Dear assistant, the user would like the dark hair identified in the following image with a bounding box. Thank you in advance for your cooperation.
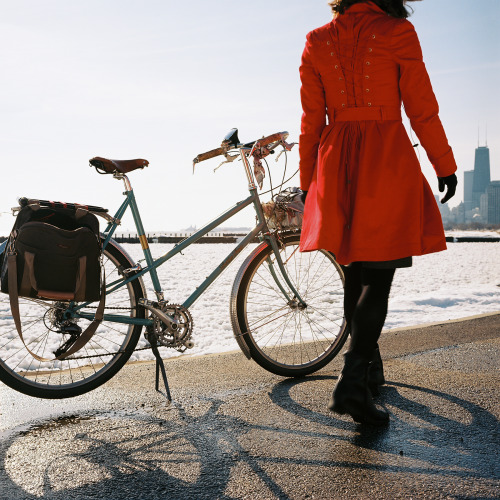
[328,0,418,19]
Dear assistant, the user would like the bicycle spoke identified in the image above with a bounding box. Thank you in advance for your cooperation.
[254,269,289,297]
[248,307,291,333]
[306,304,344,329]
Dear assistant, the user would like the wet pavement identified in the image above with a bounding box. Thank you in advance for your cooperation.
[0,312,499,499]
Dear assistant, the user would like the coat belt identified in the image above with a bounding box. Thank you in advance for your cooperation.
[330,106,401,122]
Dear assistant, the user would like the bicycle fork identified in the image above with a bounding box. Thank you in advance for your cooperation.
[265,234,307,308]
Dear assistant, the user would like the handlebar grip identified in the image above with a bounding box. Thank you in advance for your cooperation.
[256,132,287,148]
[193,147,224,164]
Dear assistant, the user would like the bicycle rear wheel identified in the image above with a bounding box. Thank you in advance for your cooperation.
[0,238,146,399]
[230,233,347,377]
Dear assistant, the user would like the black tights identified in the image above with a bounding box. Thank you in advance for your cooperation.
[342,263,396,360]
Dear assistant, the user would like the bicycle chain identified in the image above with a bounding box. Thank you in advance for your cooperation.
[83,305,137,310]
[62,305,146,360]
[64,344,152,360]
[67,304,191,358]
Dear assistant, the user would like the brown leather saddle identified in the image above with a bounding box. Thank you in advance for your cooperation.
[89,157,149,174]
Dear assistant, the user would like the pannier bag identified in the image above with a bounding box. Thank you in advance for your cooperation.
[1,203,102,301]
[262,187,304,231]
[0,200,105,361]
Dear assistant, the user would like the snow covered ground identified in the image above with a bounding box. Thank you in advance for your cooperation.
[0,240,498,367]
[385,242,500,329]
[445,230,500,239]
[115,240,500,362]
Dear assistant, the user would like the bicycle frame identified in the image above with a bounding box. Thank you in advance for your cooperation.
[75,146,305,327]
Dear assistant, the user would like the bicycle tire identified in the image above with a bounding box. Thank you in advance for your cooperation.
[0,238,146,399]
[230,233,348,377]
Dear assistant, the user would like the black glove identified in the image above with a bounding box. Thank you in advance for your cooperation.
[438,174,457,204]
[300,190,308,204]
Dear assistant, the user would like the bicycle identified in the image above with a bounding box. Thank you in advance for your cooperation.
[0,129,347,399]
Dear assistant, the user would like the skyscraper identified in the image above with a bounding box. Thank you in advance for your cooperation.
[472,146,491,209]
[487,181,500,224]
[464,170,474,212]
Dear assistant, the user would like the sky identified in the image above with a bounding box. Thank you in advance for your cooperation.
[0,0,499,235]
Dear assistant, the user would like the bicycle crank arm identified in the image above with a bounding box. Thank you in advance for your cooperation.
[139,299,179,331]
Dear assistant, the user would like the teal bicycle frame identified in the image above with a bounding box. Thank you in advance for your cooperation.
[75,146,305,328]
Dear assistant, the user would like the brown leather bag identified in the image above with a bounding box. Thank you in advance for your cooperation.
[0,202,105,361]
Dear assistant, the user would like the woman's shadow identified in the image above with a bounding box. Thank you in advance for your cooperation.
[269,374,500,480]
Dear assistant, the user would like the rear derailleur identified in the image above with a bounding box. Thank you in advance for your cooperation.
[44,303,83,358]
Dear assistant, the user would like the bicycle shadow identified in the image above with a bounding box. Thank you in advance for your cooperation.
[0,398,297,500]
[0,376,498,499]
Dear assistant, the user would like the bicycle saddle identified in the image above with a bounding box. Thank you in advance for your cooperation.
[90,157,149,174]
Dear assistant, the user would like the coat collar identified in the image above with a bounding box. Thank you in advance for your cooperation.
[341,1,386,15]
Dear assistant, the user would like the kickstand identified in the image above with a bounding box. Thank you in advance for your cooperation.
[150,341,172,402]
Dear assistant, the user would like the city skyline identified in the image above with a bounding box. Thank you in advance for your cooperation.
[441,143,500,226]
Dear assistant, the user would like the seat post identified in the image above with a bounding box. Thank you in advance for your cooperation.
[113,172,133,192]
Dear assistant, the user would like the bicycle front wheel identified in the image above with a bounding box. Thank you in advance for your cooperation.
[230,234,347,377]
[0,238,146,399]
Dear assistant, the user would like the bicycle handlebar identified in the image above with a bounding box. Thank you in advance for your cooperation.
[193,147,225,164]
[254,132,287,148]
[193,131,289,165]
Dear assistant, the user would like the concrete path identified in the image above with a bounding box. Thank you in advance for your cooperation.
[0,313,499,499]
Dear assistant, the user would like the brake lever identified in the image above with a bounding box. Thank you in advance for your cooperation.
[275,141,297,162]
[214,153,239,172]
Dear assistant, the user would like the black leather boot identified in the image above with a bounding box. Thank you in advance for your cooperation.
[368,345,385,397]
[328,351,389,426]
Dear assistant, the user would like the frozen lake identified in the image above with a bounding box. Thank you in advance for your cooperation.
[0,240,498,367]
[116,240,500,363]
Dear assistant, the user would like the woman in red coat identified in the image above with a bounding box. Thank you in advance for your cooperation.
[299,0,458,425]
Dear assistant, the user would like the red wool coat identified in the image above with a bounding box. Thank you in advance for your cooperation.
[298,1,457,265]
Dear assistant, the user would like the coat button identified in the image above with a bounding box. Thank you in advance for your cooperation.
[366,61,371,65]
[339,77,343,81]
[331,52,334,56]
[372,34,376,39]
[335,65,338,69]
[366,89,370,92]
[327,41,331,45]
[365,75,370,79]
[340,90,345,94]
[367,102,372,106]
[368,48,373,52]
[342,103,346,108]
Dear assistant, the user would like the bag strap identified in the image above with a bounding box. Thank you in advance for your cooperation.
[7,252,106,362]
[19,251,37,296]
[74,256,87,302]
